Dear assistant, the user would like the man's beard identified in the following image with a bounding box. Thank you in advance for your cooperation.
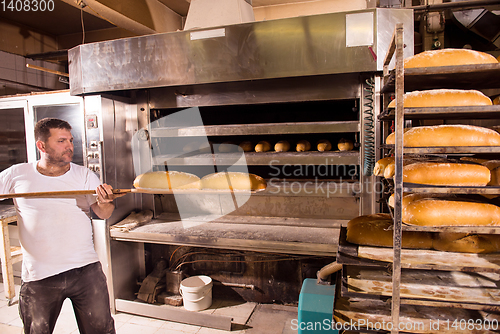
[47,149,74,165]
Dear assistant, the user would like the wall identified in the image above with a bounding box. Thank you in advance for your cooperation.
[0,50,67,96]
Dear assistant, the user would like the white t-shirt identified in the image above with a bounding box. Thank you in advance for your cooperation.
[0,162,101,282]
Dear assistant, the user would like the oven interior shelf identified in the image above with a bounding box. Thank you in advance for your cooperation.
[110,213,343,256]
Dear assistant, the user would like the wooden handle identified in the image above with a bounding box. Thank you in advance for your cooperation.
[0,188,132,199]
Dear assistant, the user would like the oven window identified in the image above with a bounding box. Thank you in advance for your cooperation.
[34,104,84,166]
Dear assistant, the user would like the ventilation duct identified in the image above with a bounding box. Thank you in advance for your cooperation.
[183,0,255,30]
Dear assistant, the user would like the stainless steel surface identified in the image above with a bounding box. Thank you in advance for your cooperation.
[148,73,362,108]
[151,121,360,137]
[69,9,413,95]
[153,151,360,166]
[115,299,233,331]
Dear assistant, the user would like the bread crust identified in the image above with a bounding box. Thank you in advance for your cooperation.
[255,141,271,153]
[388,89,492,108]
[133,171,201,190]
[403,162,491,186]
[316,139,332,152]
[404,49,498,69]
[337,138,354,151]
[296,140,311,152]
[374,156,395,176]
[274,140,290,152]
[386,125,500,147]
[200,172,267,191]
[346,214,433,249]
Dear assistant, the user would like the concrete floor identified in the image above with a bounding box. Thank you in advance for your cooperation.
[0,279,298,334]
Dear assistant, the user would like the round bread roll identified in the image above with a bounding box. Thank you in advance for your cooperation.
[316,139,332,152]
[387,89,492,109]
[183,141,200,153]
[346,214,433,249]
[337,138,354,151]
[433,232,500,253]
[403,197,500,226]
[134,171,201,190]
[296,140,311,152]
[404,49,498,69]
[218,142,236,153]
[255,141,271,153]
[239,141,253,152]
[200,172,267,191]
[385,125,500,147]
[403,162,490,186]
[274,140,290,152]
[374,156,394,176]
[494,96,500,105]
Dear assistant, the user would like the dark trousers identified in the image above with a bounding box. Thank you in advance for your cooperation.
[19,262,115,334]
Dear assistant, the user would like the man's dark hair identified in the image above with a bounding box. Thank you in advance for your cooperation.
[34,118,72,142]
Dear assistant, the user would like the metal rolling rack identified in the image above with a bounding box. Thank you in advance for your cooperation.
[336,24,500,333]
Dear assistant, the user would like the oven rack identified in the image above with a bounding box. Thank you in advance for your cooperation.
[336,227,500,274]
[110,213,343,256]
[380,144,500,154]
[152,150,360,166]
[381,63,500,93]
[378,105,500,121]
[150,120,360,137]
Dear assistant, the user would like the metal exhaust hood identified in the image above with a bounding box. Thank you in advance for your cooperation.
[68,8,413,96]
[184,0,255,31]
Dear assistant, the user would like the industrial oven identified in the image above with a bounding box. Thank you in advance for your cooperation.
[65,7,413,325]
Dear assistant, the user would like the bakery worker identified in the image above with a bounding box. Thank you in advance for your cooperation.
[0,118,125,334]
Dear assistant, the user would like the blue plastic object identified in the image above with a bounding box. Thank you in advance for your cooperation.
[297,278,338,334]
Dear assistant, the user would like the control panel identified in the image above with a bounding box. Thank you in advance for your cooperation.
[84,101,103,180]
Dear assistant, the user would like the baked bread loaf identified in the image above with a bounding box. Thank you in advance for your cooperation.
[433,232,500,253]
[403,162,490,186]
[274,140,290,152]
[338,138,354,151]
[385,125,500,147]
[404,49,498,69]
[239,141,253,152]
[134,171,201,190]
[296,140,311,152]
[200,172,267,191]
[317,139,332,152]
[494,96,500,105]
[346,214,433,249]
[387,89,492,108]
[400,194,500,226]
[255,141,271,153]
[374,156,394,176]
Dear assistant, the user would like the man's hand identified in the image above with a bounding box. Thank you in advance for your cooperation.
[92,184,127,219]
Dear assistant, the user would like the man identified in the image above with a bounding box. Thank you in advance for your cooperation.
[0,118,124,334]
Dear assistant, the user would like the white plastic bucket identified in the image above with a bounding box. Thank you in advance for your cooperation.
[180,275,213,311]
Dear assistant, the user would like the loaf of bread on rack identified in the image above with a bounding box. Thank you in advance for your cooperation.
[374,156,395,176]
[391,193,500,227]
[239,141,253,152]
[490,166,500,186]
[385,125,500,147]
[296,140,311,152]
[433,232,500,253]
[316,139,332,152]
[274,140,290,152]
[200,172,267,191]
[387,89,492,108]
[494,96,500,105]
[403,162,491,186]
[346,213,433,249]
[337,138,354,151]
[218,142,236,153]
[255,141,271,153]
[404,49,498,69]
[134,171,201,190]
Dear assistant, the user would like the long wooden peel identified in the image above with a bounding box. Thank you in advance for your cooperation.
[0,187,265,199]
[0,189,133,199]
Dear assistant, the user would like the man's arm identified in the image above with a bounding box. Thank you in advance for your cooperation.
[91,184,125,219]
